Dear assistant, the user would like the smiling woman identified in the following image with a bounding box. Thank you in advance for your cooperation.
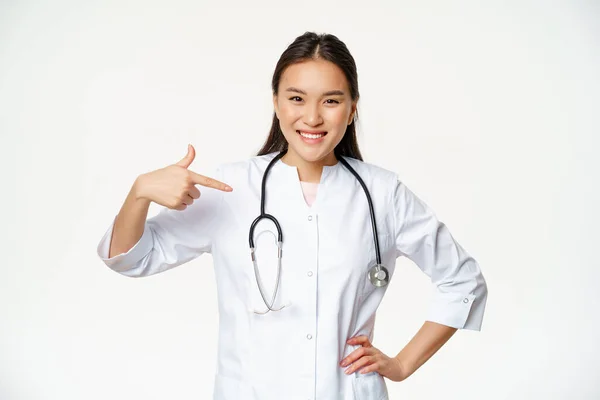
[258,32,361,183]
[274,59,354,168]
[97,31,488,400]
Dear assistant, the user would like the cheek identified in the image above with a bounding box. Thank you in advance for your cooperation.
[278,103,301,125]
[277,108,302,142]
[325,108,350,129]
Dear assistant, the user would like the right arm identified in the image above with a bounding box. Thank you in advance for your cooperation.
[107,180,151,259]
[96,144,233,277]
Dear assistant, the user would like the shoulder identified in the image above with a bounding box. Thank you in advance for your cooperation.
[340,156,399,187]
[339,157,401,210]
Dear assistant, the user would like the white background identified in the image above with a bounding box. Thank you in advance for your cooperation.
[1,1,599,399]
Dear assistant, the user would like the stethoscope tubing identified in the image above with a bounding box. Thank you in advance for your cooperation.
[248,149,388,313]
[336,156,382,266]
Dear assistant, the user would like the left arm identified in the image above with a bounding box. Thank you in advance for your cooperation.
[341,178,487,381]
[342,321,456,381]
[394,321,457,379]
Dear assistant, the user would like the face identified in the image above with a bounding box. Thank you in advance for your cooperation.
[273,59,357,166]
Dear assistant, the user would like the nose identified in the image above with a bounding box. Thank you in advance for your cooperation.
[303,103,323,127]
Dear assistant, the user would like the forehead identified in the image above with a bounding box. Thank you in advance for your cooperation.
[279,59,350,94]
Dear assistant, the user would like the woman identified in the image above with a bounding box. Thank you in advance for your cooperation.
[97,32,488,400]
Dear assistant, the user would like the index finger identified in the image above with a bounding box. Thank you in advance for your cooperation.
[189,170,233,192]
[346,336,371,347]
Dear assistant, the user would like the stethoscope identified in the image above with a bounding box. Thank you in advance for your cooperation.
[248,150,390,314]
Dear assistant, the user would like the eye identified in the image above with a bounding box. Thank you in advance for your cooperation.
[289,96,303,102]
[325,99,340,104]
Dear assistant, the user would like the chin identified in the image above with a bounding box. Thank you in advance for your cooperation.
[294,146,334,163]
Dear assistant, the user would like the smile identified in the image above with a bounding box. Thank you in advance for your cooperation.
[297,130,327,139]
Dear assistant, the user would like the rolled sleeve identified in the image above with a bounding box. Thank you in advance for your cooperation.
[96,215,154,273]
[96,166,225,278]
[393,178,488,331]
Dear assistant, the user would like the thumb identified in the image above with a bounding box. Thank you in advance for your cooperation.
[175,144,195,168]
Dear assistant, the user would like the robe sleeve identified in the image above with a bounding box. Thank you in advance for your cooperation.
[96,166,225,278]
[392,178,488,330]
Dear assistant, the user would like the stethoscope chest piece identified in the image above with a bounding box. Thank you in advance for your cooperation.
[368,264,390,287]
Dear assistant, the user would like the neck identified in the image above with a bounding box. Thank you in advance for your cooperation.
[281,149,337,183]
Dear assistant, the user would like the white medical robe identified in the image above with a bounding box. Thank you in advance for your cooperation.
[97,152,488,400]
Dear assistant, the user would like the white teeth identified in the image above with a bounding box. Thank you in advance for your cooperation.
[298,131,325,139]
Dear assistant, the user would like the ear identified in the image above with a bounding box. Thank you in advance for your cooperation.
[273,94,279,119]
[348,101,357,125]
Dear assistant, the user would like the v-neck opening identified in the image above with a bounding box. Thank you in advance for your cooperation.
[269,153,341,213]
[299,181,319,208]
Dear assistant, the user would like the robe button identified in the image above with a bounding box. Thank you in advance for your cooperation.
[307,215,313,221]
[307,271,313,277]
[463,298,469,303]
[307,334,313,340]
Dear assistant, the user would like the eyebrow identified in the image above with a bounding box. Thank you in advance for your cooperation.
[285,87,345,96]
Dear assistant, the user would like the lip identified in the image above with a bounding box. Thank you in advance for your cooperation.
[297,130,327,144]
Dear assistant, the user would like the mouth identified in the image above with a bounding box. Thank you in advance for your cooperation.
[297,130,328,140]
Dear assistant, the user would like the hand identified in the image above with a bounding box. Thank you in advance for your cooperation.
[340,336,410,382]
[135,144,232,211]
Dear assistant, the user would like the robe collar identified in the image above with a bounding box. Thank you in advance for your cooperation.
[261,151,345,212]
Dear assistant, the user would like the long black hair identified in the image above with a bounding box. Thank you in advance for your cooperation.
[256,32,363,161]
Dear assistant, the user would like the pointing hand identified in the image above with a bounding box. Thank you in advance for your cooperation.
[135,144,232,211]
